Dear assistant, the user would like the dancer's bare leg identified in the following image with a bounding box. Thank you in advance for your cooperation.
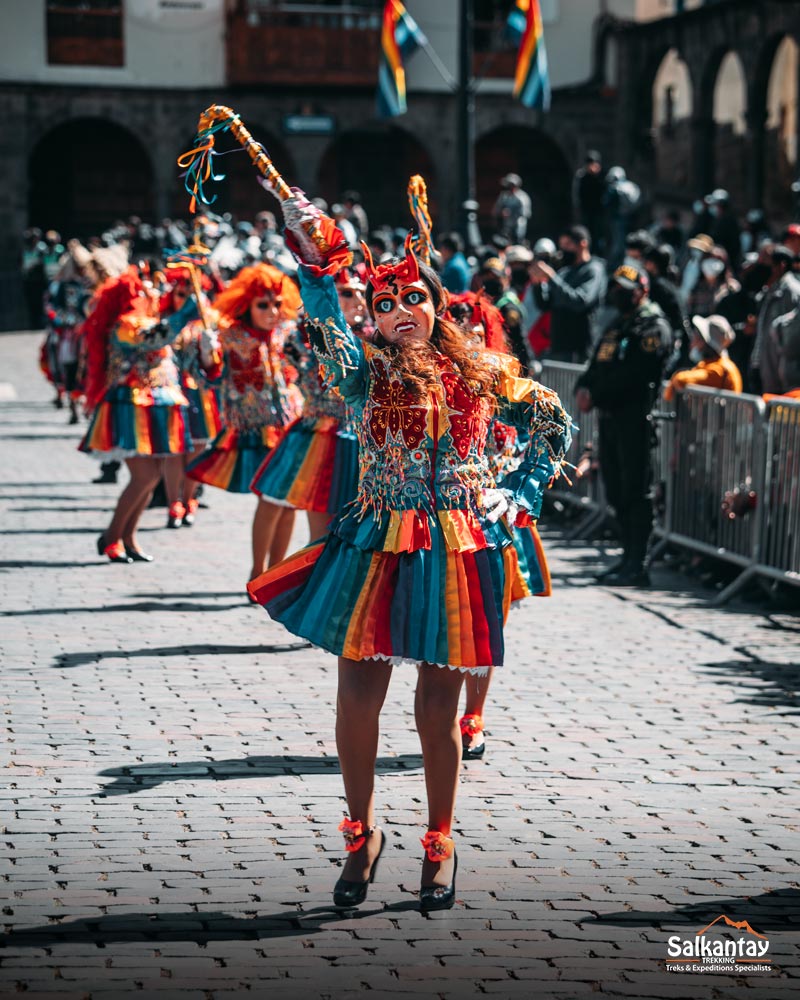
[105,456,162,548]
[415,662,465,887]
[162,455,184,507]
[307,510,331,541]
[336,656,393,881]
[269,507,296,566]
[462,667,493,750]
[250,499,284,580]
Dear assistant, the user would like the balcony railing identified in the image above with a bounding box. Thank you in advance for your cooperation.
[227,3,382,86]
[46,3,124,67]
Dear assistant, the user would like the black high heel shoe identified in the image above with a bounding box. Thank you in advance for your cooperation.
[96,533,106,556]
[333,824,385,909]
[460,714,486,761]
[98,537,133,564]
[124,545,154,563]
[419,832,457,913]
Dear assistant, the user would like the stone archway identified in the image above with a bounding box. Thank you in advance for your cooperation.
[711,51,749,208]
[764,35,799,223]
[317,125,436,231]
[28,118,155,237]
[474,125,571,241]
[651,48,694,194]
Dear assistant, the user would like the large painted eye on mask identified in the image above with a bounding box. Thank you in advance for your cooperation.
[403,289,428,306]
[375,298,394,314]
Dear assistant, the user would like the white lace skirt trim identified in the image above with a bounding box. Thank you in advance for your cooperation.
[258,494,298,509]
[361,652,494,676]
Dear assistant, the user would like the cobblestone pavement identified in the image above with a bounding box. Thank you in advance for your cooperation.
[1,331,798,999]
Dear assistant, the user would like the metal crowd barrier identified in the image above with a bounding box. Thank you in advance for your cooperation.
[539,362,800,602]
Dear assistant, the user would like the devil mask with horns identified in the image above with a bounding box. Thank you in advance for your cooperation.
[361,233,445,346]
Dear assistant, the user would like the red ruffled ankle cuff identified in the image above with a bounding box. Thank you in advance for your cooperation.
[420,830,455,862]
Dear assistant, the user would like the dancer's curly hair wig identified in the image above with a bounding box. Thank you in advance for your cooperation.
[213,263,301,324]
[365,261,498,404]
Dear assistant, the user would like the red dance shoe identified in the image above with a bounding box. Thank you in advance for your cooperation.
[167,501,186,529]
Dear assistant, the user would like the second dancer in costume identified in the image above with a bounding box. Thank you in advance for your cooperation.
[249,267,370,539]
[186,263,303,582]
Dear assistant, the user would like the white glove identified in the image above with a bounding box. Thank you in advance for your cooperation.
[481,488,520,525]
[200,327,220,363]
[259,181,328,268]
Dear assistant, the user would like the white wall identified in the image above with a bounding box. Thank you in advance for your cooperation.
[0,0,225,88]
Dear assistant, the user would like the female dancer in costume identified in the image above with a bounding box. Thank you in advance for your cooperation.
[80,265,199,562]
[249,267,369,540]
[446,292,553,761]
[186,263,303,582]
[163,268,222,527]
[248,194,571,911]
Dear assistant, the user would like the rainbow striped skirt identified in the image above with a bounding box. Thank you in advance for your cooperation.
[250,416,359,514]
[247,506,550,674]
[79,385,192,459]
[187,425,284,493]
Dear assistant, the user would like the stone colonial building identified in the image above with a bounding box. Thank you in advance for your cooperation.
[1,0,799,327]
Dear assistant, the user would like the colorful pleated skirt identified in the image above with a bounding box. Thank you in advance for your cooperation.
[79,385,192,459]
[183,384,222,446]
[250,416,359,513]
[509,524,551,601]
[187,425,284,493]
[247,516,526,674]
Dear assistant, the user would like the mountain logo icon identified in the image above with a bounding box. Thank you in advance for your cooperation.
[696,915,767,939]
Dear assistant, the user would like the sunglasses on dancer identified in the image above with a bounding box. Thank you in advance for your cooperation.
[253,297,282,309]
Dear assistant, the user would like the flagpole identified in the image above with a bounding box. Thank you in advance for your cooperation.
[420,38,457,91]
[457,0,477,248]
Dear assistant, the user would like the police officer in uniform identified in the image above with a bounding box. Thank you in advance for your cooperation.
[575,263,671,586]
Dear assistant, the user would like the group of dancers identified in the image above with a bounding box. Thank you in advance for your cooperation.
[41,161,572,912]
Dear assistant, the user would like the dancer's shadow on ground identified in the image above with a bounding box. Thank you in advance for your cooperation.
[583,887,799,934]
[0,901,423,948]
[54,641,310,669]
[699,659,800,715]
[0,559,100,570]
[5,600,250,619]
[97,753,424,796]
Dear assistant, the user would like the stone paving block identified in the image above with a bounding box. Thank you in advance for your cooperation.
[0,331,797,997]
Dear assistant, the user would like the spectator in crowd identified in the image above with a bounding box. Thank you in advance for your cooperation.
[437,232,471,293]
[604,166,641,268]
[652,209,685,259]
[751,244,800,394]
[768,307,800,399]
[22,227,46,328]
[716,252,763,391]
[529,225,607,363]
[624,229,656,266]
[574,263,671,588]
[780,223,800,259]
[523,238,559,361]
[478,256,529,371]
[492,173,532,243]
[664,314,742,402]
[689,196,713,239]
[740,208,771,257]
[573,150,606,252]
[708,189,741,271]
[331,204,358,249]
[643,243,689,373]
[342,190,369,239]
[688,245,739,318]
[680,232,713,305]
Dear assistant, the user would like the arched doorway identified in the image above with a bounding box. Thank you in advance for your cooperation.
[712,51,748,208]
[474,125,570,241]
[764,36,799,223]
[173,125,297,222]
[651,49,693,192]
[317,126,436,231]
[29,118,154,237]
